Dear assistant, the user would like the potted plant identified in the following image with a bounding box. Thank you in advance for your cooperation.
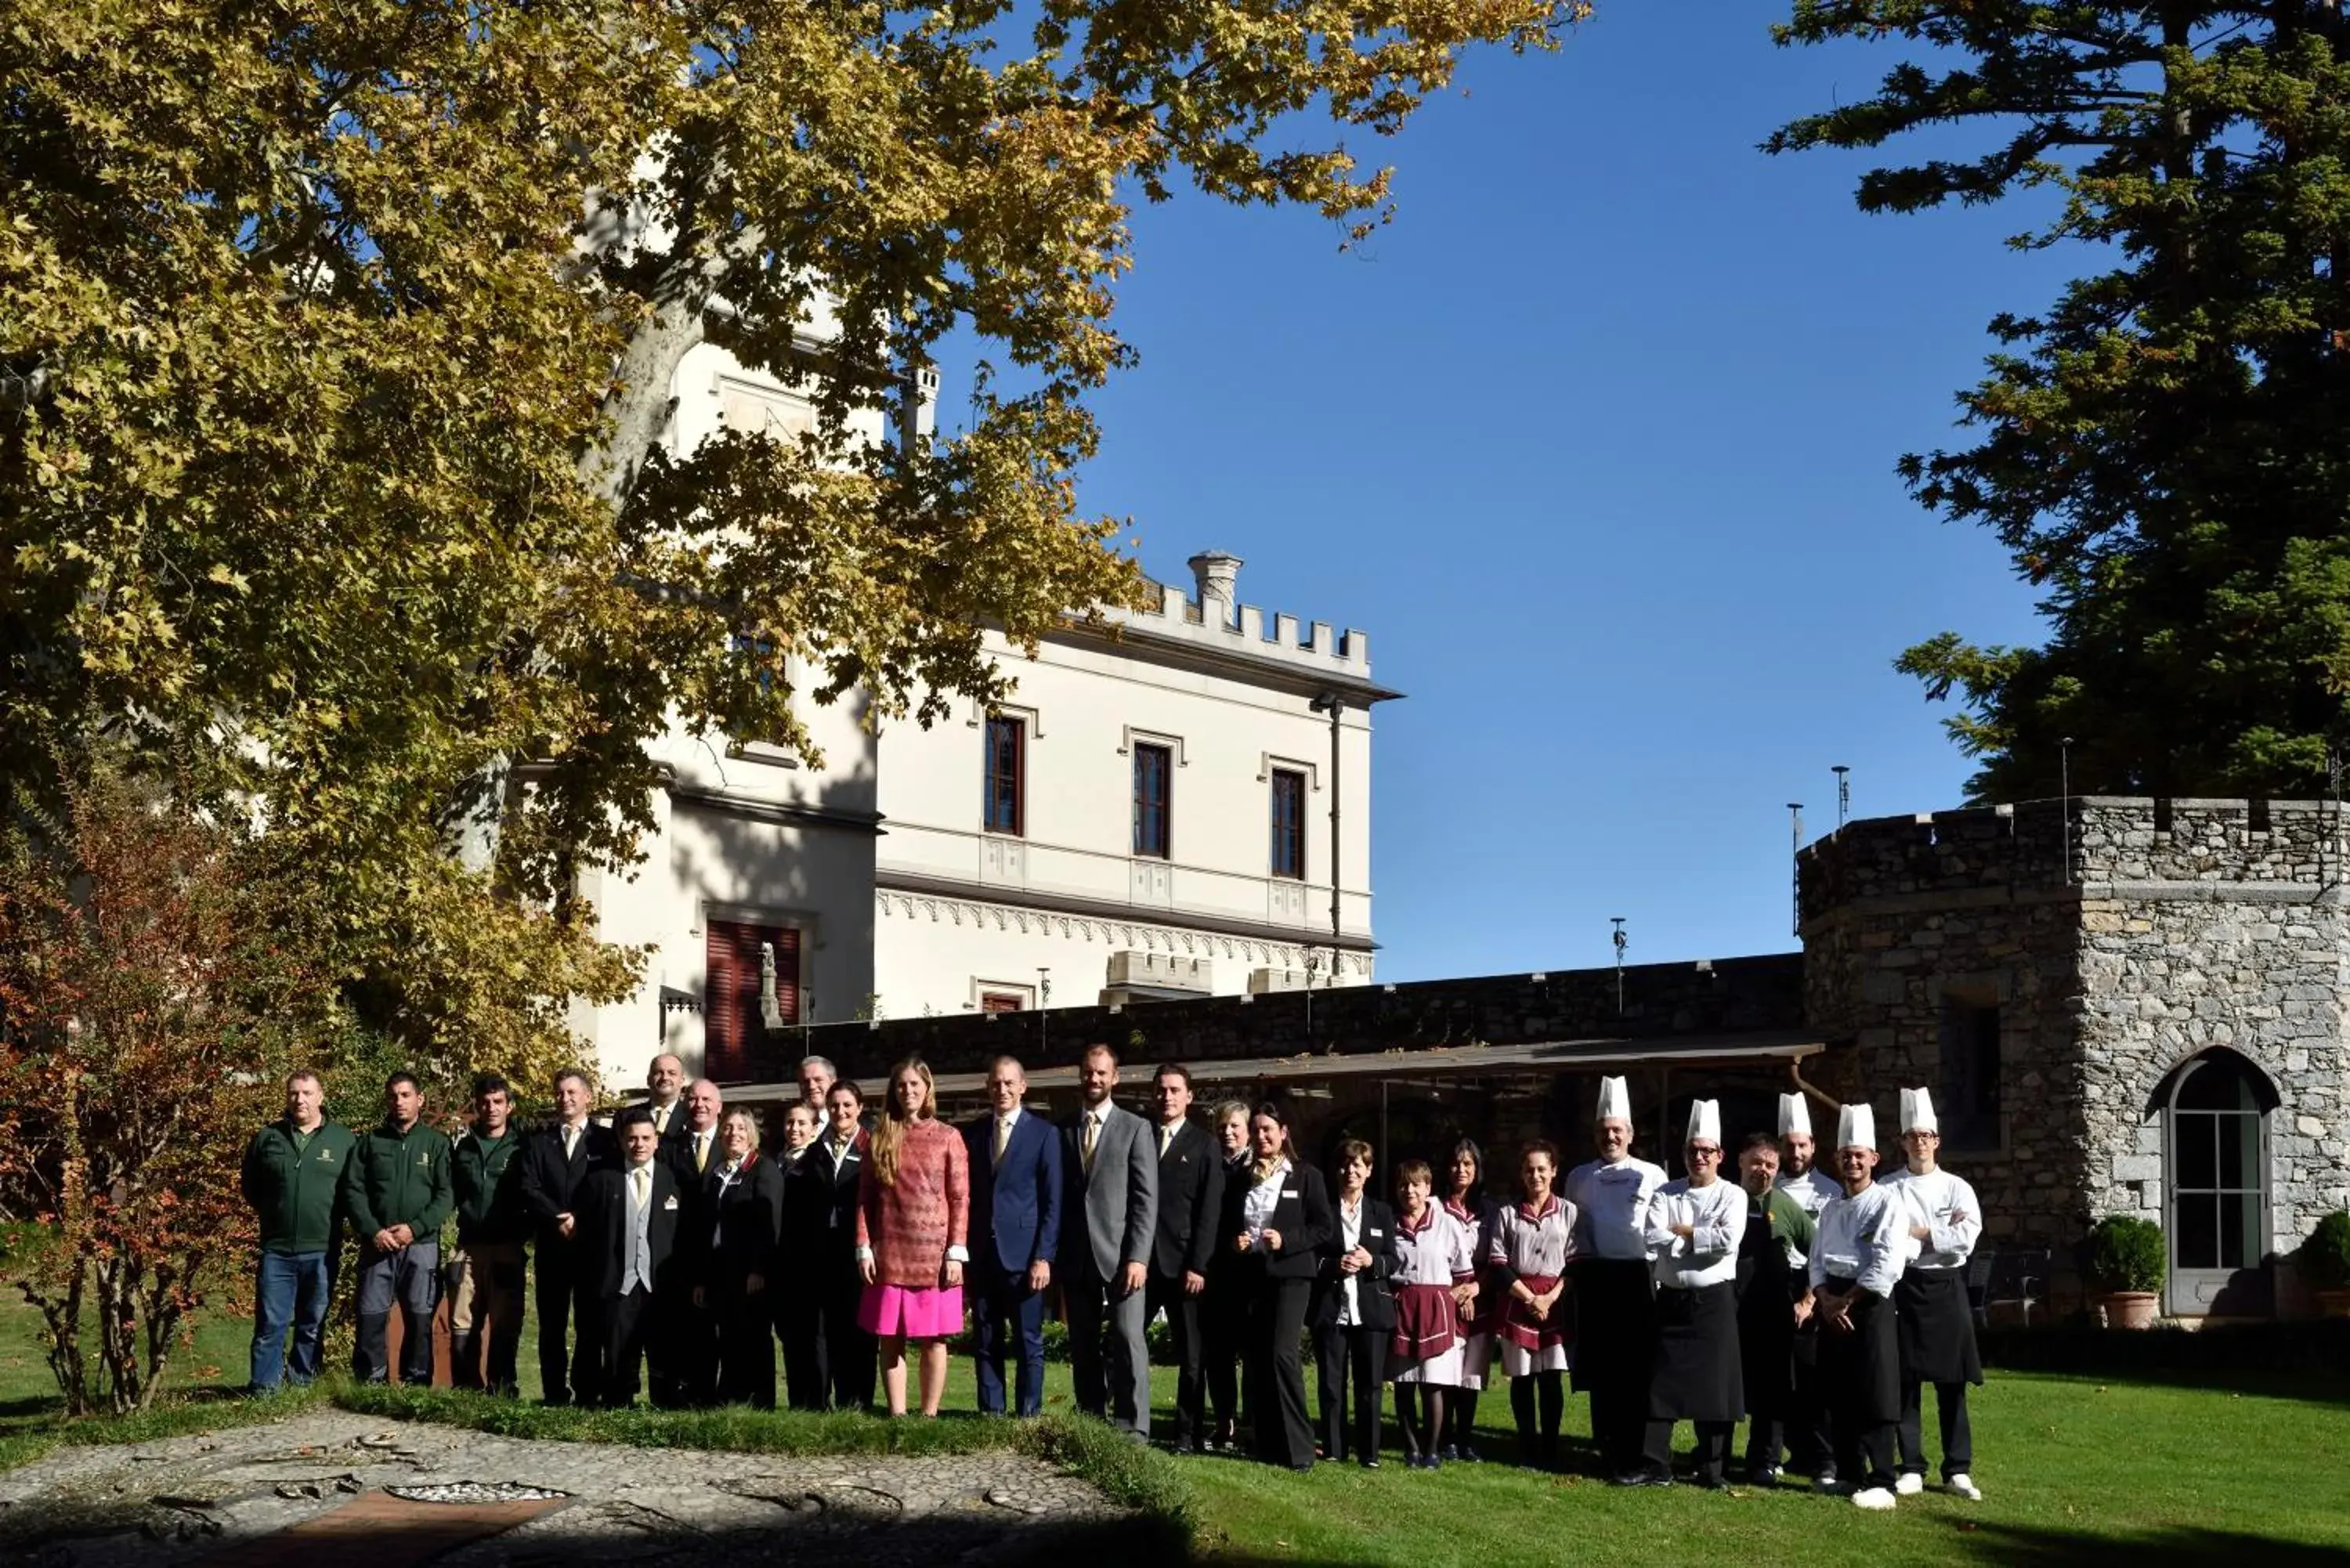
[2296,1209,2350,1319]
[2085,1214,2165,1329]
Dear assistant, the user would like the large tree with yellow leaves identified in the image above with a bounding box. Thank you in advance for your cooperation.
[2,0,1572,1075]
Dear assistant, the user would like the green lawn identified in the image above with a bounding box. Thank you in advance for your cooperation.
[5,1292,2347,1566]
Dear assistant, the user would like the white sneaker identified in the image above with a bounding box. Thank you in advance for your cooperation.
[1894,1472,1925,1497]
[1946,1474,1983,1501]
[1852,1487,1897,1511]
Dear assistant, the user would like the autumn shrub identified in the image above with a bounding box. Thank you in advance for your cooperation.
[0,761,329,1414]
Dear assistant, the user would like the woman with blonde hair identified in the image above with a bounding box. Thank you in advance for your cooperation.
[855,1057,970,1417]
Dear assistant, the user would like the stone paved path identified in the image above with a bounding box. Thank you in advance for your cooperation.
[0,1412,1144,1568]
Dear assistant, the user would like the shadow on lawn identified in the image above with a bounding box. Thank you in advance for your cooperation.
[1928,1519,2350,1566]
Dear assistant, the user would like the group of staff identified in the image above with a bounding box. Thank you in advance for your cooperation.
[241,1055,879,1410]
[240,1048,1987,1509]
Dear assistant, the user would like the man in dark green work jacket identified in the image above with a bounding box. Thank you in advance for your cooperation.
[449,1072,529,1395]
[240,1069,358,1391]
[341,1071,454,1384]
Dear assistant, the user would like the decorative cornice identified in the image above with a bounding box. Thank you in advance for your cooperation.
[873,883,1373,978]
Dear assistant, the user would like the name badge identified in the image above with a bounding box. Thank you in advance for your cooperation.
[1368,1228,1385,1237]
[417,1153,431,1168]
[1282,1188,1300,1198]
[318,1150,335,1164]
[662,1194,680,1211]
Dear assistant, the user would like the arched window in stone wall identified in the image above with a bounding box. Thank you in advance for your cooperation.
[2153,1049,2279,1318]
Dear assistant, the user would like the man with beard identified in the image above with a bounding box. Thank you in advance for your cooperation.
[1564,1075,1666,1482]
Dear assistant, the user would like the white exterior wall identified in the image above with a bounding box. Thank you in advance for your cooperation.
[872,616,1380,1018]
[574,344,1390,1079]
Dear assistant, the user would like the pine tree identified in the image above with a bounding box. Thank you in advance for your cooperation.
[1773,3,2350,800]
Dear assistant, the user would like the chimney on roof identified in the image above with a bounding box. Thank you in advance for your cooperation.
[1187,551,1242,629]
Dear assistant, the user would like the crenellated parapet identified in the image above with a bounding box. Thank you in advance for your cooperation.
[1107,551,1375,682]
[1799,796,2346,927]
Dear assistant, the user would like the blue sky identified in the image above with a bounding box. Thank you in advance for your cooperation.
[1021,6,2085,981]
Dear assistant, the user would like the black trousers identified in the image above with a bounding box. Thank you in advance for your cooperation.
[1578,1260,1658,1476]
[1788,1327,1833,1476]
[595,1286,655,1407]
[822,1267,877,1411]
[649,1286,701,1408]
[1898,1377,1974,1479]
[1643,1419,1734,1483]
[1311,1321,1386,1462]
[1204,1277,1246,1433]
[533,1235,602,1406]
[1246,1274,1315,1469]
[1148,1270,1208,1444]
[777,1289,826,1411]
[715,1286,776,1408]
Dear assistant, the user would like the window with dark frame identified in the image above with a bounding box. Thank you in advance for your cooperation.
[1133,742,1172,859]
[1937,997,2003,1151]
[983,714,1024,836]
[1270,768,1306,879]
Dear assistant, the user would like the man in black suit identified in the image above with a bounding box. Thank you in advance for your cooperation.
[694,1107,784,1407]
[516,1068,616,1406]
[577,1107,683,1408]
[1146,1064,1225,1451]
[657,1078,725,1406]
[809,1079,875,1410]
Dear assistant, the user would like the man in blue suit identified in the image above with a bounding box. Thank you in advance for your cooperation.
[964,1053,1062,1416]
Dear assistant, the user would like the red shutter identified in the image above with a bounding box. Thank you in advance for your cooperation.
[704,919,800,1082]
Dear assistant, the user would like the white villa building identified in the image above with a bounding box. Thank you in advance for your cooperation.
[572,347,1398,1086]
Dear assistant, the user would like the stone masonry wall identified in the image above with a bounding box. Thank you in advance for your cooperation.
[1803,797,2350,1315]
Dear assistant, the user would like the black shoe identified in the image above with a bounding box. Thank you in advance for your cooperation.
[1359,1456,1380,1470]
[1813,1470,1843,1495]
[1697,1473,1728,1491]
[1612,1469,1673,1488]
[1458,1443,1482,1463]
[1752,1465,1781,1488]
[1289,1460,1316,1473]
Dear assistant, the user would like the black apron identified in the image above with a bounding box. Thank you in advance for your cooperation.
[1893,1267,1984,1386]
[1571,1257,1656,1395]
[1649,1281,1742,1422]
[1818,1280,1900,1425]
[1735,1223,1797,1412]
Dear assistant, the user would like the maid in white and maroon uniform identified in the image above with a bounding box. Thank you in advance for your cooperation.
[1386,1159,1477,1470]
[1439,1138,1499,1461]
[1490,1140,1578,1471]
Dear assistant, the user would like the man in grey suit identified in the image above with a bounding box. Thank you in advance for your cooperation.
[1061,1043,1159,1437]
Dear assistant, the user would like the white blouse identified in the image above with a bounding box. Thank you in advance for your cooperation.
[1242,1158,1290,1243]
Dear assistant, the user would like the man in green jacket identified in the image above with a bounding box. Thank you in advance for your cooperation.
[240,1069,358,1392]
[449,1072,529,1396]
[341,1071,454,1384]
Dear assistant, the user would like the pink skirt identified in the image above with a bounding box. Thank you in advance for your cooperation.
[859,1281,965,1339]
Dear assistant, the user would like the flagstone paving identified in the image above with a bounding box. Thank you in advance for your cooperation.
[0,1411,1130,1567]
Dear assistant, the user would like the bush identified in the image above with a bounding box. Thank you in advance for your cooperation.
[2297,1209,2350,1292]
[2085,1214,2167,1295]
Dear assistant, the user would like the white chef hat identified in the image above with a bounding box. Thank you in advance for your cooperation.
[1686,1099,1722,1146]
[1835,1100,1876,1151]
[1777,1092,1812,1138]
[1596,1075,1632,1123]
[1900,1086,1938,1136]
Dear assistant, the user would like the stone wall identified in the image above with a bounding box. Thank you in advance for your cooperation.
[1802,797,2350,1315]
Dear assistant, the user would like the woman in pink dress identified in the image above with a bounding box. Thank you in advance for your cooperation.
[855,1057,970,1417]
